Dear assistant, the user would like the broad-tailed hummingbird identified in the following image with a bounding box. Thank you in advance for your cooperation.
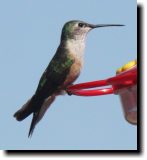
[14,20,124,137]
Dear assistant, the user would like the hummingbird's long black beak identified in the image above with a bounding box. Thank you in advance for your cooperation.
[88,24,125,28]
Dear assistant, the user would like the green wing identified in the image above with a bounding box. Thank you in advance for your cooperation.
[36,48,74,95]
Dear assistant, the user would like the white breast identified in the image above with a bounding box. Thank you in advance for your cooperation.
[63,39,86,86]
[66,39,86,61]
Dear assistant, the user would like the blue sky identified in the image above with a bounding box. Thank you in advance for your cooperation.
[0,0,137,150]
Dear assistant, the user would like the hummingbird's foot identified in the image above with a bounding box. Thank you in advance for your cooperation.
[67,91,73,96]
[65,88,73,96]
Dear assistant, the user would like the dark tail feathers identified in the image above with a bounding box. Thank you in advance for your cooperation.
[14,95,55,137]
[14,95,36,121]
[28,95,56,137]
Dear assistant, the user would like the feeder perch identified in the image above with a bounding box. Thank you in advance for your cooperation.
[67,60,137,124]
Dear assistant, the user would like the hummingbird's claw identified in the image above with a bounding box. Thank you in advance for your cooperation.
[65,88,73,96]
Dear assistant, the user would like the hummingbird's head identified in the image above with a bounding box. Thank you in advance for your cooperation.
[61,20,124,41]
[61,20,93,41]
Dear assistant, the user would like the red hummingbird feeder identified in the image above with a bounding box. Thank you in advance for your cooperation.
[67,60,137,125]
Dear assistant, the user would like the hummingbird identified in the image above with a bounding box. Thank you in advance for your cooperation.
[14,20,124,137]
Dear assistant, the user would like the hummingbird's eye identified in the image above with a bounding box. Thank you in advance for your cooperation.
[78,23,85,28]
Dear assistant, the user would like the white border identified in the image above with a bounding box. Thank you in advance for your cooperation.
[0,0,146,159]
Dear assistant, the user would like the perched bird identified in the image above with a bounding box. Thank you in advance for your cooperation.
[14,20,124,137]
